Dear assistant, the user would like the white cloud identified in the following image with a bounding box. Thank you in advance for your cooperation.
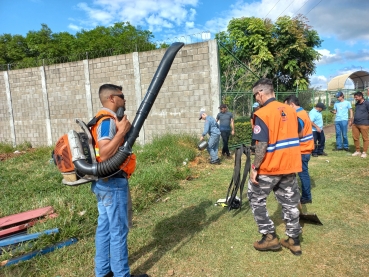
[310,75,328,90]
[302,0,369,41]
[201,0,369,43]
[317,48,369,65]
[343,49,369,62]
[146,15,174,32]
[317,49,343,65]
[188,8,196,21]
[75,0,199,32]
[77,2,113,25]
[186,21,194,28]
[68,24,82,31]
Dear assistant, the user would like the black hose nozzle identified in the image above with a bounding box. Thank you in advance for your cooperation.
[74,42,185,178]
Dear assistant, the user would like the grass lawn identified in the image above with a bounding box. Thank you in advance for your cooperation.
[1,131,368,277]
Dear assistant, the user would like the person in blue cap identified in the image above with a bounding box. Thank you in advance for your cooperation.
[250,102,261,154]
[309,102,327,157]
[199,110,221,164]
[332,91,353,151]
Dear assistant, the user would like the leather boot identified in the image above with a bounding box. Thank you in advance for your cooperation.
[281,236,302,256]
[253,233,281,251]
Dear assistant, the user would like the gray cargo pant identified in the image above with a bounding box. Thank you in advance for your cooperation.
[247,173,302,238]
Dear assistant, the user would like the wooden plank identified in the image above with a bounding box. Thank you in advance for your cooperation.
[0,213,58,238]
[0,206,54,228]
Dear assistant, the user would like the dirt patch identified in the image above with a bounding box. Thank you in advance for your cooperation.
[323,124,335,135]
[0,148,37,162]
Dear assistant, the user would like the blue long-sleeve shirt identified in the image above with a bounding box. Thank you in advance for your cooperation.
[202,116,221,137]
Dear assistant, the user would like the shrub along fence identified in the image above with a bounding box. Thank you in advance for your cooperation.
[227,107,336,148]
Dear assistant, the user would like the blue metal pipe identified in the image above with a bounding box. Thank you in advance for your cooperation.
[1,237,78,267]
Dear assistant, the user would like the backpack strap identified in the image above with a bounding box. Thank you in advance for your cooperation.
[87,114,112,128]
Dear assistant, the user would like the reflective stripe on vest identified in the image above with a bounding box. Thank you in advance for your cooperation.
[297,109,314,154]
[267,137,300,152]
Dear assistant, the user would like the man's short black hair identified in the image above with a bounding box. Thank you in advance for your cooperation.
[99,84,122,95]
[252,78,273,89]
[354,91,364,97]
[284,95,300,106]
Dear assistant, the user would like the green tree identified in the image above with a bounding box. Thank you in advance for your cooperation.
[0,22,156,68]
[25,24,55,58]
[217,15,322,91]
[0,34,29,64]
[75,22,155,55]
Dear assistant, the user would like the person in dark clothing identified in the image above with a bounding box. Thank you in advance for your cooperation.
[309,103,328,157]
[216,104,234,157]
[351,91,369,158]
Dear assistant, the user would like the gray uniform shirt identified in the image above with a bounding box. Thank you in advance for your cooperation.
[216,111,233,131]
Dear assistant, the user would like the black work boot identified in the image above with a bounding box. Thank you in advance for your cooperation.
[253,233,281,251]
[131,274,150,277]
[281,236,302,256]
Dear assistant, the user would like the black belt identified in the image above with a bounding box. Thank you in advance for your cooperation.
[101,170,127,182]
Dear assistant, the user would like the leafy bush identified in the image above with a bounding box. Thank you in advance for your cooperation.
[229,121,253,147]
[234,116,250,123]
[322,110,335,125]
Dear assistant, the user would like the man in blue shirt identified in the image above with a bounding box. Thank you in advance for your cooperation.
[332,91,353,151]
[199,110,221,164]
[309,103,327,157]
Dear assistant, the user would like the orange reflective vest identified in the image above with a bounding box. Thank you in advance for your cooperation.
[297,109,314,154]
[254,101,302,175]
[90,109,136,178]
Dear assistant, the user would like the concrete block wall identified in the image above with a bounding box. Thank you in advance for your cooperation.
[8,67,47,146]
[139,42,214,143]
[0,72,12,143]
[0,40,221,147]
[89,53,137,122]
[46,61,87,143]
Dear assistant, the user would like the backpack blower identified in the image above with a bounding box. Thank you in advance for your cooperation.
[53,42,184,186]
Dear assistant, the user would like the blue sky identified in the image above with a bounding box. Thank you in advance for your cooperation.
[1,0,369,90]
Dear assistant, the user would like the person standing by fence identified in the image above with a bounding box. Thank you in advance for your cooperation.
[216,104,234,157]
[351,91,369,158]
[332,91,353,151]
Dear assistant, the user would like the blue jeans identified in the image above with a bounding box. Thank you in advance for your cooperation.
[91,178,130,277]
[312,130,325,155]
[335,120,349,149]
[207,134,220,161]
[298,154,311,201]
[220,130,230,155]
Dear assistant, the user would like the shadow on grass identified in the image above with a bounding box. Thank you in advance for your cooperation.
[328,140,355,152]
[130,200,227,274]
